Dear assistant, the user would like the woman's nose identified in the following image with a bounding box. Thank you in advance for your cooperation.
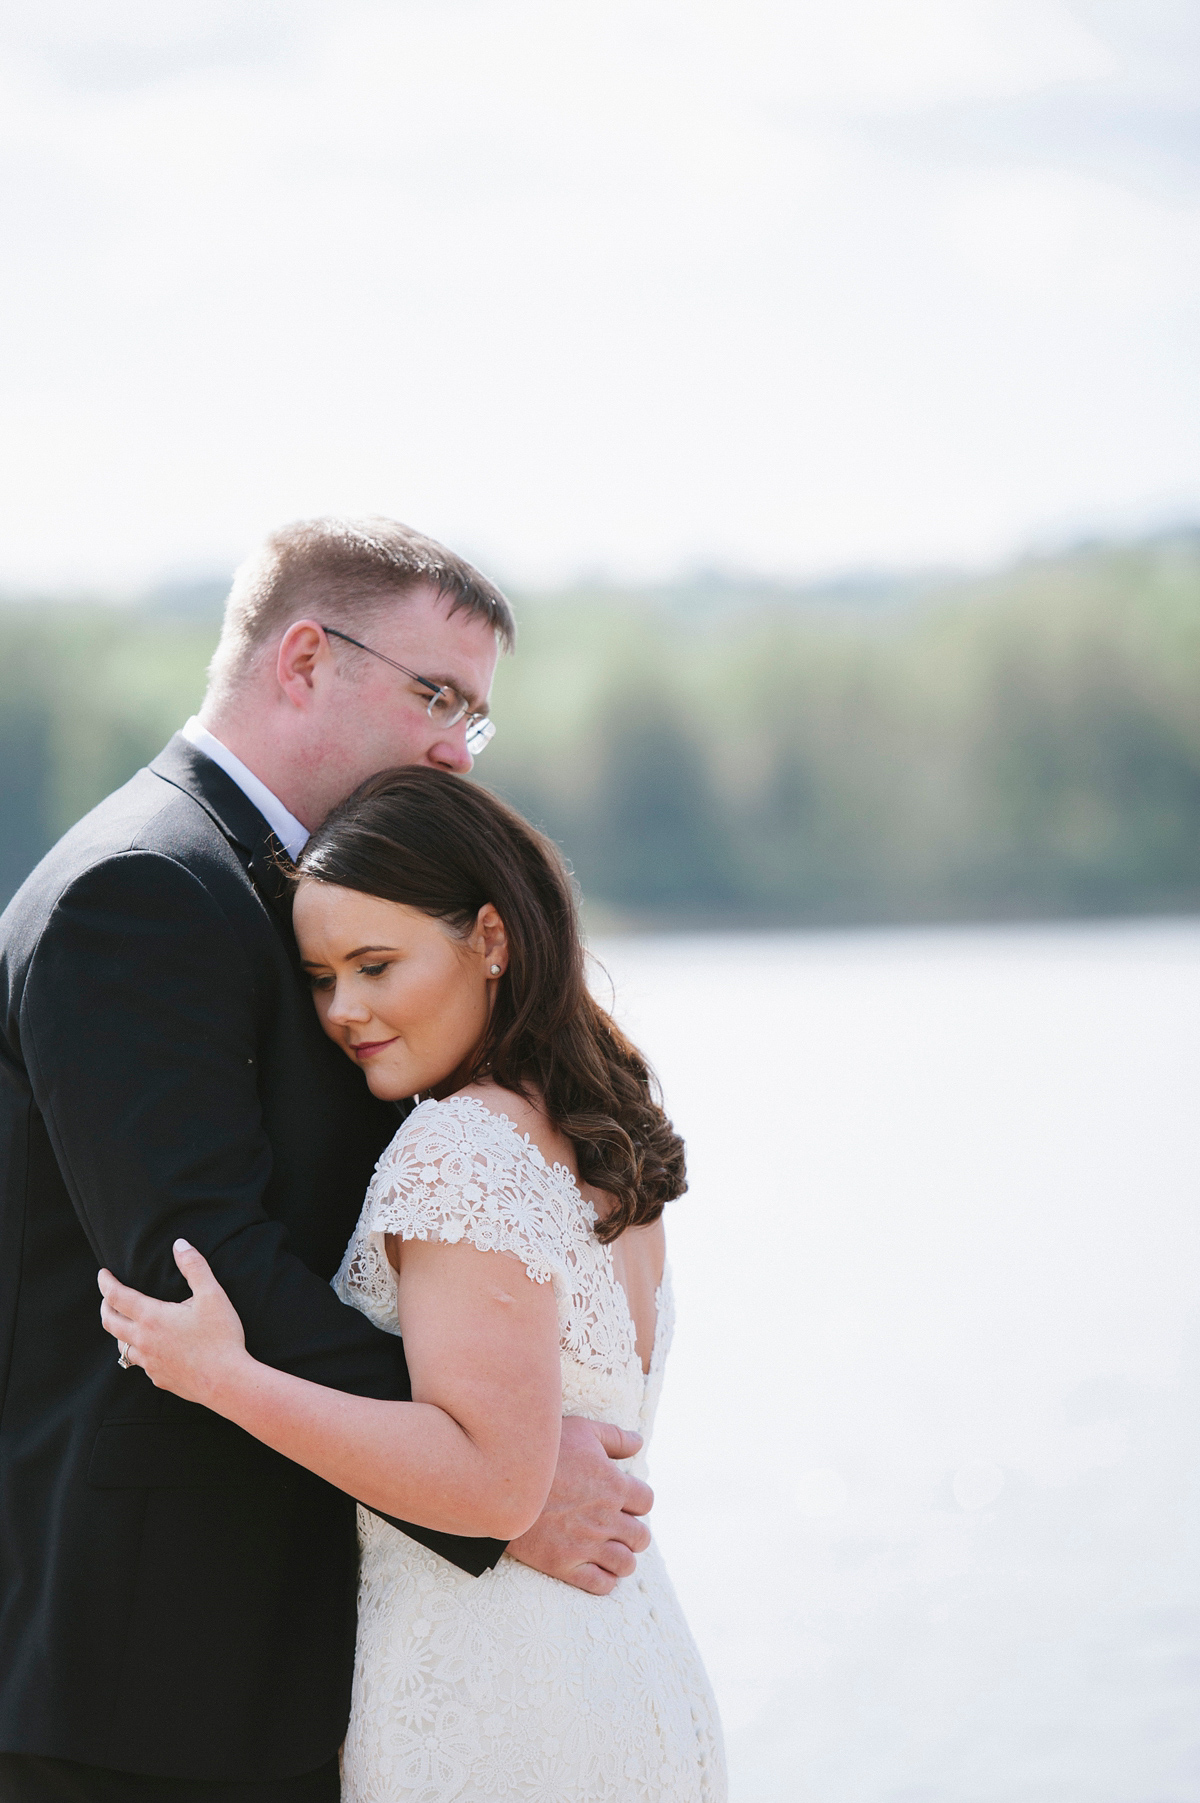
[326,988,372,1025]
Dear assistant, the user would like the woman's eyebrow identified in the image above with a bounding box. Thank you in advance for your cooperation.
[299,945,398,967]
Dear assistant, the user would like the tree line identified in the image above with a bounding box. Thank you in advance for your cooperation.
[2,530,1198,927]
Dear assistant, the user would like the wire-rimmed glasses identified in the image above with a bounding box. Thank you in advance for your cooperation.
[321,625,496,755]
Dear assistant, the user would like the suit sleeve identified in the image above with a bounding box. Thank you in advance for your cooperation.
[21,849,505,1574]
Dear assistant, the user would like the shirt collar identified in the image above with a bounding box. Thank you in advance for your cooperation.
[180,717,310,862]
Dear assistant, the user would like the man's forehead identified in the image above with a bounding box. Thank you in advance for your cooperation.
[365,584,496,650]
[358,586,500,702]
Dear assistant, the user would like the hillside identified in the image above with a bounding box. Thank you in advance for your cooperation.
[3,531,1199,926]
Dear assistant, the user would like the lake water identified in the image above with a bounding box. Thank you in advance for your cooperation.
[593,920,1200,1803]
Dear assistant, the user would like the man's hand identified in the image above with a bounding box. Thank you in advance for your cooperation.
[506,1415,653,1595]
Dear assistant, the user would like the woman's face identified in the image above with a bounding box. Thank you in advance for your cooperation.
[293,879,507,1101]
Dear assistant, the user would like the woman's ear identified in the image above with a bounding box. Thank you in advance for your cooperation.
[475,904,508,977]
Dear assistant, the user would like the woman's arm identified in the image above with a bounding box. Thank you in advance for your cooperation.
[99,1238,562,1541]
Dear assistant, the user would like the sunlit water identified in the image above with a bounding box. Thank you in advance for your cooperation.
[592,920,1200,1803]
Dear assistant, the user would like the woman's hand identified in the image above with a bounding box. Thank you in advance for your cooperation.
[98,1240,250,1407]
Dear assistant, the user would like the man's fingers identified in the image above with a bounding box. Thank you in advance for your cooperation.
[565,1563,618,1598]
[595,1540,638,1580]
[613,1513,652,1556]
[512,1417,655,1589]
[591,1421,643,1462]
[620,1476,654,1519]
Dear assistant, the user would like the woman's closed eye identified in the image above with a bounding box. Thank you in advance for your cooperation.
[308,961,391,990]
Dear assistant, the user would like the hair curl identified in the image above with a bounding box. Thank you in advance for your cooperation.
[295,767,686,1241]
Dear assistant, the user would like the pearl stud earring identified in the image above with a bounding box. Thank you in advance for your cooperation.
[490,964,502,975]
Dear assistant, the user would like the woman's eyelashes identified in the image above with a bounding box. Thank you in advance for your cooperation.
[307,961,392,991]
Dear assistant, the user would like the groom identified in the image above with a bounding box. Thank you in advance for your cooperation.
[0,518,652,1801]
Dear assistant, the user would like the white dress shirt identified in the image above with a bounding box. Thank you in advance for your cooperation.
[180,717,310,861]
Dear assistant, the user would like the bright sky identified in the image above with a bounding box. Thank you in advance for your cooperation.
[0,0,1196,591]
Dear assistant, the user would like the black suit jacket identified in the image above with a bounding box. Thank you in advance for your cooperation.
[0,736,504,1782]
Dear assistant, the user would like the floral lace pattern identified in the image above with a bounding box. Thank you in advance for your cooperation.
[333,1095,726,1802]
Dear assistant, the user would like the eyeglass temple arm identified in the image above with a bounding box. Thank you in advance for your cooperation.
[319,625,443,697]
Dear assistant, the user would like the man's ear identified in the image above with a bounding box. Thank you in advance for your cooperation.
[276,621,330,707]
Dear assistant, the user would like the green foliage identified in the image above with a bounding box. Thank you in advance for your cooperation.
[483,532,1200,923]
[2,532,1199,926]
[0,606,213,903]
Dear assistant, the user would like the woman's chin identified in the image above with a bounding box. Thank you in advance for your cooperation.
[359,1049,468,1103]
[364,1063,451,1103]
[362,1065,413,1102]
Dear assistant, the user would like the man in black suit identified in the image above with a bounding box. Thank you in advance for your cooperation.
[0,518,651,1801]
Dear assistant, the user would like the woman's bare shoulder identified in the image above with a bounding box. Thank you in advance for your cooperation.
[450,1080,576,1174]
[452,1078,538,1125]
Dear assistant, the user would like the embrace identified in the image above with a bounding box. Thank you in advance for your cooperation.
[0,520,726,1802]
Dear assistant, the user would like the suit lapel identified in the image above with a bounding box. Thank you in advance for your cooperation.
[246,833,297,931]
[150,734,298,941]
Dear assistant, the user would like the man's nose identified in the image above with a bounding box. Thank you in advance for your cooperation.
[427,727,473,775]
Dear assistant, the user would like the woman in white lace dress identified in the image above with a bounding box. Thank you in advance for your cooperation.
[99,767,726,1802]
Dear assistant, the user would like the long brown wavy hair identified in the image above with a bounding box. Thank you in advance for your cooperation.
[295,767,686,1241]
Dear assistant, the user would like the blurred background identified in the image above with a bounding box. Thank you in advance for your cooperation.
[1,2,1198,1797]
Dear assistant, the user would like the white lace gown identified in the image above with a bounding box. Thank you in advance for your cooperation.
[332,1094,727,1802]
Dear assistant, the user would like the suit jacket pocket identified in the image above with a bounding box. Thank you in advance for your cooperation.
[87,1418,292,1489]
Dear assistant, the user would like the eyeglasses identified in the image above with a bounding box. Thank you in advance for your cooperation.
[321,625,496,755]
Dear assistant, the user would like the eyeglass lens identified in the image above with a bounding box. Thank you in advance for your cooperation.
[425,688,467,728]
[424,686,494,755]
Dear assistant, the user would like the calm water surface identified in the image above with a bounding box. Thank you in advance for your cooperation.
[593,919,1200,1803]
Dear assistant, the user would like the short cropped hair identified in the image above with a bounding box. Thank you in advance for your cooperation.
[206,516,515,701]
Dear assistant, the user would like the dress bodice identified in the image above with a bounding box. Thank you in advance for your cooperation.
[332,1093,674,1463]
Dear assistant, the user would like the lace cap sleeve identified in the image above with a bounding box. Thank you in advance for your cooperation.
[362,1096,570,1288]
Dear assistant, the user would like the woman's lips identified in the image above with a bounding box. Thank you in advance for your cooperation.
[350,1037,400,1059]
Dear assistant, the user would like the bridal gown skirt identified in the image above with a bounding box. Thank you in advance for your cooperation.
[341,1505,726,1803]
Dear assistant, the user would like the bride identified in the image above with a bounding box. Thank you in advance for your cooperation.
[98,766,727,1802]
